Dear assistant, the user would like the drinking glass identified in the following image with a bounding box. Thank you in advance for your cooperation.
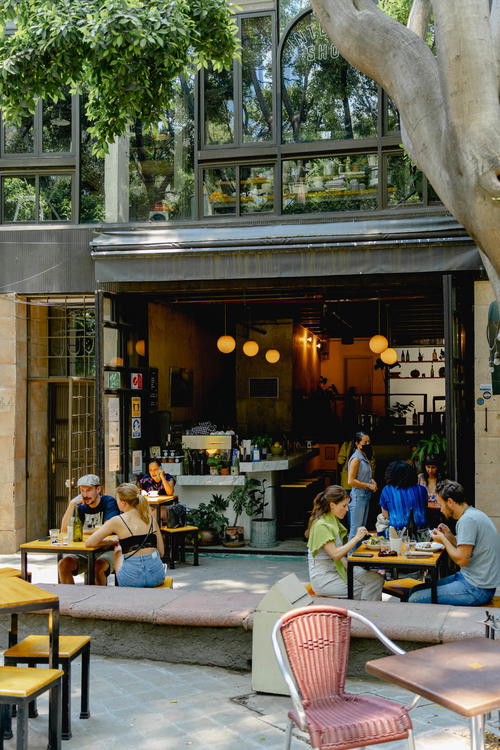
[49,528,59,544]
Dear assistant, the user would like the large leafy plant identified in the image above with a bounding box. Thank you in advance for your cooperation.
[0,0,239,155]
[411,434,447,469]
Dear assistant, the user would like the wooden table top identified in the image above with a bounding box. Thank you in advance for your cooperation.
[0,577,58,609]
[348,543,442,566]
[20,538,113,552]
[366,637,500,717]
[145,495,176,505]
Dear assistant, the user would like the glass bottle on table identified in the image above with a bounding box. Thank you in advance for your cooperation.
[72,508,83,543]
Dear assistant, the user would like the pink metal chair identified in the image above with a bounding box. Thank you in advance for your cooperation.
[272,605,418,750]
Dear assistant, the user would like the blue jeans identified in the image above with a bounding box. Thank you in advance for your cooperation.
[348,489,371,541]
[116,550,165,588]
[408,570,495,606]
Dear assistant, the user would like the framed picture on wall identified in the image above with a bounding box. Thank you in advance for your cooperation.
[170,367,193,407]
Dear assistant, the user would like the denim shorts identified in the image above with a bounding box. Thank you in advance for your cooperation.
[116,550,165,588]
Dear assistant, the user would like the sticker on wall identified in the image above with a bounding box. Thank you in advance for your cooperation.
[131,372,143,390]
[477,398,485,406]
[106,371,121,389]
[131,397,141,417]
[132,450,143,473]
[132,417,141,439]
[483,391,492,400]
[108,446,120,472]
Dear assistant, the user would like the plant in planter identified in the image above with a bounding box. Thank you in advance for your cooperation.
[245,479,277,548]
[186,494,228,545]
[223,477,262,547]
[207,452,224,475]
[411,434,447,470]
[251,435,273,459]
[388,400,415,425]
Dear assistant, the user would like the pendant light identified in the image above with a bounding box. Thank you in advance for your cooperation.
[217,304,236,354]
[380,347,398,365]
[369,300,388,354]
[265,348,280,363]
[243,306,259,357]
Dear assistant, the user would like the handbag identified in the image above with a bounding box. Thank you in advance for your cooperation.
[165,503,188,528]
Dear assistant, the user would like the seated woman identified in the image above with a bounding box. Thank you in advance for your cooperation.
[86,483,165,588]
[417,454,444,505]
[138,458,175,496]
[307,485,384,600]
[380,461,428,539]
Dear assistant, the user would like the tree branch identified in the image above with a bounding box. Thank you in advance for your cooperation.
[408,0,431,39]
[492,0,500,90]
[431,0,499,132]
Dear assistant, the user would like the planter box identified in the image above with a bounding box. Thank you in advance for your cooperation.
[250,519,276,548]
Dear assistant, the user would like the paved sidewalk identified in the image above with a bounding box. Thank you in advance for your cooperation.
[1,653,499,750]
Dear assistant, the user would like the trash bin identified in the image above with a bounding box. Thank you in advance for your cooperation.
[251,573,312,694]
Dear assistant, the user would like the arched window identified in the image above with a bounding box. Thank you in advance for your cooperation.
[281,11,378,143]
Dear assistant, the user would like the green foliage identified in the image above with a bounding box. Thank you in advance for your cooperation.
[0,0,239,155]
[378,0,413,25]
[251,435,273,450]
[411,434,447,468]
[388,400,415,418]
[186,499,228,535]
[227,478,264,525]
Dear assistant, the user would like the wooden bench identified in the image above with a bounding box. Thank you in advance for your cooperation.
[0,568,32,582]
[160,525,199,570]
[4,635,90,741]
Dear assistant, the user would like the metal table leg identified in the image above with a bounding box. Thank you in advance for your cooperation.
[470,714,485,750]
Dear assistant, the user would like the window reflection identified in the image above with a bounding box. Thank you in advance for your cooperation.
[386,153,423,207]
[240,165,274,213]
[42,96,72,152]
[3,116,35,154]
[283,154,378,214]
[39,175,72,221]
[129,75,195,222]
[279,0,311,36]
[281,13,378,143]
[204,68,234,145]
[242,17,273,142]
[3,177,36,221]
[203,167,237,216]
[80,96,105,223]
[386,96,400,134]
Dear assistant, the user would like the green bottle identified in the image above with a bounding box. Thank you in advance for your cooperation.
[73,507,83,542]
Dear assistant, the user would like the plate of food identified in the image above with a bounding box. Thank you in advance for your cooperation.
[415,541,444,551]
[365,537,385,550]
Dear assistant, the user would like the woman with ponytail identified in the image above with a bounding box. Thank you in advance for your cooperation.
[86,482,165,587]
[307,485,383,600]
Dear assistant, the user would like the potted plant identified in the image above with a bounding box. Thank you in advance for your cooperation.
[207,452,223,475]
[388,400,415,425]
[252,435,273,459]
[411,434,447,470]
[186,494,228,545]
[246,479,277,548]
[223,477,262,547]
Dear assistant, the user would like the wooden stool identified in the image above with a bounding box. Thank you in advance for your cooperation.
[383,577,424,601]
[0,568,32,582]
[160,525,199,570]
[4,635,90,741]
[0,665,63,750]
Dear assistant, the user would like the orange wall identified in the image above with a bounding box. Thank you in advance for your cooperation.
[292,324,321,393]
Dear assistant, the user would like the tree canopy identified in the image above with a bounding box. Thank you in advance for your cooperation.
[0,0,239,155]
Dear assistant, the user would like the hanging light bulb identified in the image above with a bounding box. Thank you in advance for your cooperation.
[265,349,280,363]
[380,347,398,365]
[135,339,146,357]
[243,340,259,357]
[217,304,236,354]
[369,334,388,354]
[217,335,236,354]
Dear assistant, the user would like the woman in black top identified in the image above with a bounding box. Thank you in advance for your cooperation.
[86,483,165,587]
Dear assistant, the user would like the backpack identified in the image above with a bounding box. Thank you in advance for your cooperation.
[165,503,188,528]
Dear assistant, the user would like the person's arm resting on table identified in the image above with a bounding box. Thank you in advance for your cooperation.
[85,517,120,548]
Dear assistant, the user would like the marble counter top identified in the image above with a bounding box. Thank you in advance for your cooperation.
[176,475,245,486]
[240,451,314,473]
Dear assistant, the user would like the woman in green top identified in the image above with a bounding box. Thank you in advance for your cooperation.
[307,485,384,600]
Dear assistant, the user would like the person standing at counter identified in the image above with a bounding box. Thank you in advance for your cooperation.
[347,431,377,540]
[138,458,175,496]
[307,485,383,600]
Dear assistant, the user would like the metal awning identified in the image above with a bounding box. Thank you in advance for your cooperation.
[90,215,481,284]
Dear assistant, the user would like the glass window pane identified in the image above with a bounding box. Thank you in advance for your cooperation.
[80,96,105,223]
[103,327,122,367]
[240,165,274,214]
[42,95,72,152]
[428,180,441,204]
[129,75,195,222]
[204,68,234,145]
[3,116,35,154]
[3,176,36,221]
[242,17,273,143]
[386,153,423,207]
[281,13,378,143]
[39,175,72,221]
[203,167,237,216]
[282,154,378,214]
[279,0,311,36]
[386,95,400,134]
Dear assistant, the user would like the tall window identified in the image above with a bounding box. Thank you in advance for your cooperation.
[242,16,273,142]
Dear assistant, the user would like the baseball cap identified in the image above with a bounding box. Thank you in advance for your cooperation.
[77,474,101,487]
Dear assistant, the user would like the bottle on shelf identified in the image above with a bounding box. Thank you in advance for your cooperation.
[418,349,423,361]
[412,409,418,426]
[182,449,190,476]
[199,450,207,475]
[72,507,83,543]
[405,350,410,362]
[401,349,405,362]
[231,449,240,476]
[430,364,435,377]
[432,349,438,361]
[252,444,261,462]
[407,507,417,542]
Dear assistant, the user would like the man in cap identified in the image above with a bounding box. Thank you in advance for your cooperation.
[58,474,119,585]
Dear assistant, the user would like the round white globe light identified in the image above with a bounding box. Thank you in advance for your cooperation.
[243,340,259,357]
[380,347,398,365]
[217,335,236,354]
[369,335,389,354]
[265,349,280,363]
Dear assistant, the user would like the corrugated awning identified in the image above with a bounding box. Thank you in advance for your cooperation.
[90,215,481,284]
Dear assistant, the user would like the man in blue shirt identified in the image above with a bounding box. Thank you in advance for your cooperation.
[59,474,119,585]
[409,480,500,606]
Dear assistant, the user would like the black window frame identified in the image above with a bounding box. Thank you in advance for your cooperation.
[0,170,77,224]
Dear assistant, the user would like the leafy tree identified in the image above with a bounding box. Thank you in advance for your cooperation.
[0,0,239,155]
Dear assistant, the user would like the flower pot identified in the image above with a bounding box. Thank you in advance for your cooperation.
[209,466,218,475]
[198,529,218,546]
[222,525,245,547]
[250,518,276,548]
[219,467,229,475]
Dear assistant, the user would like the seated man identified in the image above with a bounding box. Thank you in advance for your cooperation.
[409,480,500,606]
[58,474,120,585]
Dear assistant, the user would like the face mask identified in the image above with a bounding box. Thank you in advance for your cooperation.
[362,444,373,460]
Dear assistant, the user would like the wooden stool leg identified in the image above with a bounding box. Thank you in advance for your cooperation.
[180,533,186,562]
[27,661,38,719]
[193,533,199,566]
[169,534,175,570]
[1,703,12,745]
[48,679,62,750]
[16,702,28,750]
[61,660,71,740]
[80,644,91,719]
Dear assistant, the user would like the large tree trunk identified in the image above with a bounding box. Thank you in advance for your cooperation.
[311,0,500,306]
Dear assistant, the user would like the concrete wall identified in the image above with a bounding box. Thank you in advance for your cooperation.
[292,324,320,395]
[0,294,27,552]
[474,281,500,531]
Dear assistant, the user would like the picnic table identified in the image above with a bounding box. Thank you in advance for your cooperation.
[20,537,115,585]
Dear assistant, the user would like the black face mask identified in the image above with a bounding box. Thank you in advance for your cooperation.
[362,444,373,460]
